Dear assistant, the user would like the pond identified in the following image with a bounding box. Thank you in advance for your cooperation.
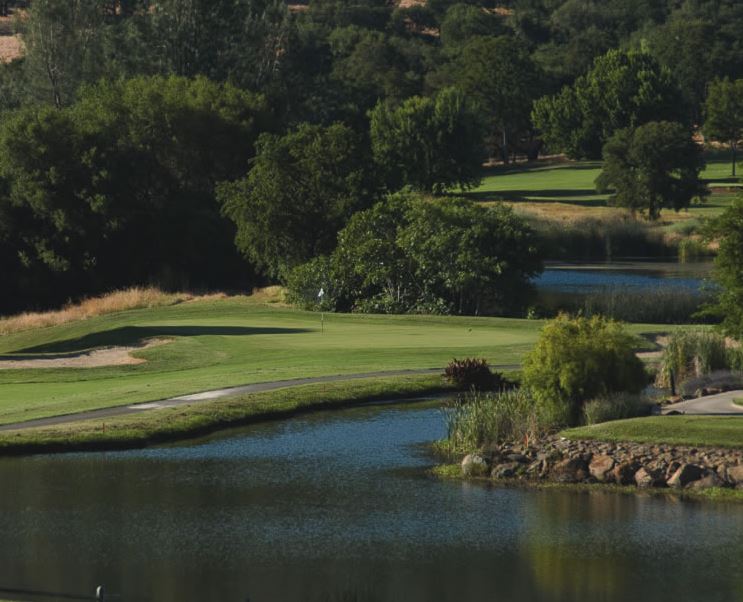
[535,260,713,294]
[1,402,741,602]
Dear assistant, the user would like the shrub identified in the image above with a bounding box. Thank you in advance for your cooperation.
[656,330,731,391]
[443,358,505,391]
[583,393,652,425]
[284,256,338,311]
[522,314,648,426]
[443,389,547,452]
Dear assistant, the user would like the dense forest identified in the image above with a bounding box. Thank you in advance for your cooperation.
[1,0,743,315]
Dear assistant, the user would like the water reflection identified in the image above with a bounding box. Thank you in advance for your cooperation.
[0,403,741,601]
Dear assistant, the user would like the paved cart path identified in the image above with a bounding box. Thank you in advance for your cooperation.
[661,390,743,415]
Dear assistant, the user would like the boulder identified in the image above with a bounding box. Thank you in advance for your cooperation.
[589,455,615,482]
[492,462,520,479]
[461,453,489,477]
[506,453,529,463]
[727,464,743,486]
[634,467,664,489]
[551,457,589,483]
[689,471,723,490]
[667,464,704,488]
[612,461,638,486]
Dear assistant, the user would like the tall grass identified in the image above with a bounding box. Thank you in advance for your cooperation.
[443,389,548,452]
[583,393,652,425]
[656,330,736,390]
[0,288,213,335]
[537,287,712,323]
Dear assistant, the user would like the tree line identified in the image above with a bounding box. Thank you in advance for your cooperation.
[2,0,743,321]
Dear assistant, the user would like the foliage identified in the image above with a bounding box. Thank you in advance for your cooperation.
[522,314,648,426]
[284,256,337,311]
[704,197,743,340]
[288,193,543,316]
[583,393,652,425]
[595,121,707,220]
[219,122,376,279]
[679,370,743,398]
[443,388,548,452]
[0,76,268,312]
[532,49,685,159]
[443,358,505,391]
[704,78,743,176]
[656,330,732,391]
[369,87,484,193]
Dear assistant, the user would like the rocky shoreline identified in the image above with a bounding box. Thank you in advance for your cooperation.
[460,437,743,490]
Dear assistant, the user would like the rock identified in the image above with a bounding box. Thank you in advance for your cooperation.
[727,464,743,486]
[461,453,489,477]
[666,410,684,415]
[667,464,704,488]
[551,457,588,483]
[634,467,664,489]
[506,453,529,463]
[612,461,638,486]
[689,471,723,489]
[492,462,520,479]
[589,455,615,482]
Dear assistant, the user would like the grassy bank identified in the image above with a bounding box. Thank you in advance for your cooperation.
[431,464,743,503]
[0,374,452,455]
[561,415,743,448]
[0,294,666,426]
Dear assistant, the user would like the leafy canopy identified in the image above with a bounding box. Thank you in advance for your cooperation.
[595,121,707,220]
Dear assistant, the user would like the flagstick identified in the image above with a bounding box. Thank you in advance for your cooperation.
[321,311,324,333]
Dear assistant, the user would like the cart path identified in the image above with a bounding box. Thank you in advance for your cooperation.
[661,390,743,415]
[0,366,518,432]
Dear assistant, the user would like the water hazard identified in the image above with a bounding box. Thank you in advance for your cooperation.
[1,402,741,601]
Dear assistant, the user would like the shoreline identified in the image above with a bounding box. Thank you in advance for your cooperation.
[0,375,455,457]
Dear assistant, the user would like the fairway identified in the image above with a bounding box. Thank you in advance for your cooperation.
[0,297,543,425]
[467,156,740,222]
[0,297,668,426]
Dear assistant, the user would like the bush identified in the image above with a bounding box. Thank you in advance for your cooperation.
[583,393,652,425]
[443,358,505,391]
[284,256,337,311]
[443,389,547,452]
[656,330,731,391]
[522,314,648,426]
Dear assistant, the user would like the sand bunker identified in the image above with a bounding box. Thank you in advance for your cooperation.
[0,338,171,370]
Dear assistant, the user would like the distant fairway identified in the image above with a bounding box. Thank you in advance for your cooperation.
[466,155,740,222]
[0,296,668,426]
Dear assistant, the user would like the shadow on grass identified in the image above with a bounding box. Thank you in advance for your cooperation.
[463,190,608,206]
[10,325,311,355]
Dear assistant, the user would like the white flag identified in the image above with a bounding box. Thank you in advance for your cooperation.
[318,288,325,299]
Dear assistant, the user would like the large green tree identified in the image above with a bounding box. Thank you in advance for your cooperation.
[595,121,707,220]
[532,49,684,159]
[219,122,375,279]
[704,78,743,176]
[288,193,543,315]
[369,87,484,193]
[705,197,743,340]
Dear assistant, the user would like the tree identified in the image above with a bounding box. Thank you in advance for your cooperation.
[522,314,647,426]
[704,197,743,340]
[0,76,268,307]
[704,78,743,176]
[433,35,541,162]
[533,49,685,159]
[288,193,543,315]
[595,121,706,220]
[219,123,375,279]
[369,87,485,193]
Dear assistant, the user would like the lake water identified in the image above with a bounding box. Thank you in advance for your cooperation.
[1,402,741,601]
[535,260,712,294]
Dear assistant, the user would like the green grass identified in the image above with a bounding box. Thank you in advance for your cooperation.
[0,374,451,455]
[561,415,743,449]
[467,156,739,220]
[0,297,666,426]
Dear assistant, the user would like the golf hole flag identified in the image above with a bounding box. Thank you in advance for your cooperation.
[318,288,325,300]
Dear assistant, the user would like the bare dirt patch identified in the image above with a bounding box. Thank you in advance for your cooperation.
[0,338,172,370]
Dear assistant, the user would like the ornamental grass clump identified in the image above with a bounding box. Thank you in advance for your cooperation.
[583,393,652,425]
[444,388,547,453]
[656,330,733,392]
